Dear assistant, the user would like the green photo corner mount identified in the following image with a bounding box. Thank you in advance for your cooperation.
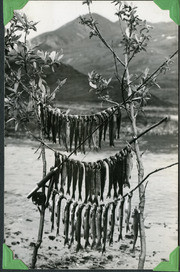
[154,0,180,25]
[3,0,29,25]
[153,246,180,272]
[3,0,30,268]
[2,0,179,271]
[3,244,28,269]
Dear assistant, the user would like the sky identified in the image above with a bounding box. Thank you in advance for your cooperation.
[20,1,172,39]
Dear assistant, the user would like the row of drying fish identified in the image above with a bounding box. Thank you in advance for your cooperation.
[39,104,121,153]
[45,148,133,206]
[48,194,140,253]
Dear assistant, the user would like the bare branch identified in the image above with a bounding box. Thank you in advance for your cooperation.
[27,116,168,199]
[136,50,178,91]
[85,6,125,67]
[122,162,178,199]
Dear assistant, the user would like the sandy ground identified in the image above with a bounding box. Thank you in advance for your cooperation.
[4,137,178,270]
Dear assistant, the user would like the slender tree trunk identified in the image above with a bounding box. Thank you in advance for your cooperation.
[31,133,47,268]
[125,54,146,269]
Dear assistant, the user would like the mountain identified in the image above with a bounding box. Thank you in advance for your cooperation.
[31,13,178,106]
[45,62,93,102]
[44,63,172,107]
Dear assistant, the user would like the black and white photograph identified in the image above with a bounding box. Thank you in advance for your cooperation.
[4,0,178,270]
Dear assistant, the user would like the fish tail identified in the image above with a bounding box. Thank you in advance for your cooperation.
[76,244,83,252]
[109,237,113,246]
[72,193,75,200]
[85,240,90,248]
[64,237,68,246]
[96,241,102,251]
[60,187,64,194]
[88,196,92,203]
[132,244,135,252]
[68,243,72,249]
[107,192,111,198]
[56,228,59,236]
[102,246,106,254]
[118,233,122,242]
[66,188,70,195]
[91,241,96,249]
[78,195,82,201]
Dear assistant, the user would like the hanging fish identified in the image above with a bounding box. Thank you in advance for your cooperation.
[101,110,109,141]
[104,158,113,198]
[74,116,80,154]
[117,197,125,241]
[43,106,48,135]
[116,154,124,196]
[78,161,84,201]
[50,110,54,142]
[60,155,67,194]
[78,117,83,152]
[96,113,103,148]
[98,160,106,201]
[39,103,45,133]
[56,195,66,236]
[84,162,90,203]
[132,207,140,252]
[96,204,104,250]
[102,203,110,253]
[85,116,91,146]
[69,201,78,247]
[116,106,121,139]
[69,115,76,152]
[54,112,58,143]
[51,112,56,143]
[83,116,89,150]
[63,199,73,246]
[92,116,98,150]
[45,166,55,208]
[103,160,110,196]
[121,150,129,188]
[108,109,115,147]
[95,162,101,198]
[125,193,132,233]
[75,204,85,252]
[81,116,86,154]
[50,189,56,232]
[88,163,93,203]
[61,115,68,152]
[72,160,79,200]
[55,113,59,143]
[88,163,95,203]
[109,201,116,245]
[47,108,52,140]
[58,114,63,145]
[83,203,91,248]
[88,116,93,149]
[54,152,61,191]
[66,160,73,196]
[90,203,97,249]
[125,148,133,188]
[110,156,118,199]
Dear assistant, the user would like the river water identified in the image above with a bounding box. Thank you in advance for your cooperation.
[4,135,178,269]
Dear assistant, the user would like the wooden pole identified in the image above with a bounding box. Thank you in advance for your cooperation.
[31,112,47,269]
[31,143,46,269]
[27,116,168,199]
[124,53,146,269]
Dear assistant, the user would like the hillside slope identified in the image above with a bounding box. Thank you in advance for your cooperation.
[32,13,178,106]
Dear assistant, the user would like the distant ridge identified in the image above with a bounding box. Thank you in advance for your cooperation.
[31,13,178,106]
